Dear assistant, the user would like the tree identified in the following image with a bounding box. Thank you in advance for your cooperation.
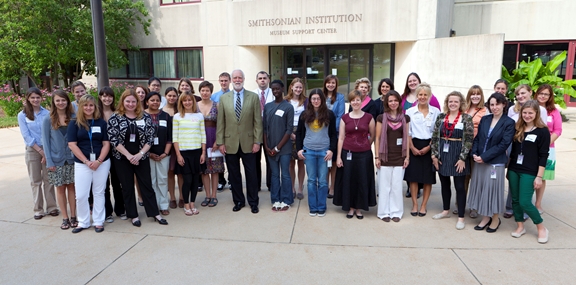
[0,0,150,91]
[502,51,576,109]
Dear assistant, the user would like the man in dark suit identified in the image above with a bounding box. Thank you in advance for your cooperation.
[216,69,263,213]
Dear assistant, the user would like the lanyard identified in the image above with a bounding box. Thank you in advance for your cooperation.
[88,119,94,153]
[519,126,535,155]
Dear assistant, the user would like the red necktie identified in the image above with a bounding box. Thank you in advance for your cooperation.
[260,90,266,111]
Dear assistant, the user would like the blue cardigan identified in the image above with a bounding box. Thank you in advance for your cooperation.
[471,114,515,164]
[329,92,345,131]
[42,116,75,168]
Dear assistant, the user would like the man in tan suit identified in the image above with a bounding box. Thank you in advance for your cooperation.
[217,69,263,213]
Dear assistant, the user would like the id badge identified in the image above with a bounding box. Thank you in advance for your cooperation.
[212,157,216,161]
[443,143,450,153]
[396,138,402,146]
[346,152,352,161]
[490,166,497,179]
[154,137,159,145]
[90,153,96,161]
[517,154,524,165]
[327,160,332,168]
[426,120,432,127]
[130,134,136,142]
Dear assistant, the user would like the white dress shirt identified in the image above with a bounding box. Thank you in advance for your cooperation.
[254,87,274,116]
[406,105,441,139]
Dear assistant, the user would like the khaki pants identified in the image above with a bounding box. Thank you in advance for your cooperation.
[25,146,57,215]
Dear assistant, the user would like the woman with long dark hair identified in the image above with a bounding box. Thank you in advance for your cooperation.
[374,90,410,222]
[107,89,168,227]
[296,89,337,217]
[68,95,110,233]
[400,73,440,113]
[145,91,172,215]
[18,87,57,220]
[323,75,345,199]
[42,90,76,229]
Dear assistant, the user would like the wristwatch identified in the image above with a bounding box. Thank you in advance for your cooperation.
[274,146,280,152]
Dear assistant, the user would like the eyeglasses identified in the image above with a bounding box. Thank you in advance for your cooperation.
[538,92,551,96]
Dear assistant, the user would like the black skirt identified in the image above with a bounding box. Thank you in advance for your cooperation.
[174,149,206,175]
[403,138,436,184]
[333,150,377,211]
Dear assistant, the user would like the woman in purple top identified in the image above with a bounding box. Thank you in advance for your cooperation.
[400,72,441,113]
[334,90,376,219]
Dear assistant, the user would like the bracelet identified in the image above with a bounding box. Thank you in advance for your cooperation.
[274,146,280,152]
[140,151,145,156]
[97,159,103,163]
[536,176,542,178]
[83,159,89,164]
[163,153,168,156]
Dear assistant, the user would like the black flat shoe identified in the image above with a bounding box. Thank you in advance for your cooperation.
[233,203,245,212]
[410,212,418,216]
[94,226,104,233]
[418,211,427,217]
[474,218,492,231]
[346,214,354,219]
[154,217,168,225]
[356,214,364,220]
[486,218,501,233]
[327,193,334,199]
[132,219,141,227]
[72,227,88,234]
[251,205,259,214]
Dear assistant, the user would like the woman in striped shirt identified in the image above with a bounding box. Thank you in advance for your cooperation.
[173,91,206,216]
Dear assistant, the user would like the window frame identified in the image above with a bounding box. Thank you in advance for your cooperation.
[160,0,200,6]
[109,47,204,81]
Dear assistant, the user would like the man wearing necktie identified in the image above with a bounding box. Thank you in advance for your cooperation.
[254,71,274,191]
[217,69,263,213]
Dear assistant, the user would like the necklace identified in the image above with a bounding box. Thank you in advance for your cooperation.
[443,112,461,138]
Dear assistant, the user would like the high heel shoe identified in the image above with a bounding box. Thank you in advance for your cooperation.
[154,217,168,225]
[474,217,492,231]
[486,218,501,233]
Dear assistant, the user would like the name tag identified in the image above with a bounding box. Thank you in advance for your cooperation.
[136,120,145,127]
[455,123,463,130]
[547,116,552,123]
[275,110,285,117]
[425,120,432,127]
[154,137,159,145]
[91,126,101,133]
[159,120,167,127]
[525,134,537,142]
[396,138,402,146]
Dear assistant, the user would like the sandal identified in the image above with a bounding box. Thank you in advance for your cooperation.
[60,219,71,230]
[160,210,170,216]
[200,197,211,207]
[208,198,218,207]
[184,208,193,216]
[49,209,60,216]
[191,208,199,215]
[70,217,78,228]
[296,192,304,200]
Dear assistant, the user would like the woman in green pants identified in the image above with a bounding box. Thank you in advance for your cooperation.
[507,100,550,244]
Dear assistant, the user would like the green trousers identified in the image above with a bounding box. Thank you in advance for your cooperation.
[507,170,543,224]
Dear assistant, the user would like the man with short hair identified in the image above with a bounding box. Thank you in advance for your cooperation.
[254,71,274,191]
[211,72,231,191]
[217,69,262,213]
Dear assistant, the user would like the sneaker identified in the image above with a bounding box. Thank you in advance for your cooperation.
[106,215,114,223]
[279,202,290,212]
[120,214,128,220]
[217,183,225,192]
[317,211,326,217]
[271,202,280,212]
[309,211,317,216]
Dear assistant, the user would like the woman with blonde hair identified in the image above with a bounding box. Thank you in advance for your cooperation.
[430,91,474,230]
[107,89,168,227]
[42,90,76,229]
[173,91,206,216]
[403,83,440,217]
[285,78,307,200]
[18,87,58,220]
[508,100,550,243]
[351,77,379,119]
[68,95,110,233]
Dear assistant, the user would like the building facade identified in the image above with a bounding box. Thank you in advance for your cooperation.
[102,0,574,105]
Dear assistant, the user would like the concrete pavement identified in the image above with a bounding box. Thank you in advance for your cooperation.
[1,109,576,284]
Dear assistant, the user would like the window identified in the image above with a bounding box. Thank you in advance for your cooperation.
[161,0,200,5]
[110,48,203,80]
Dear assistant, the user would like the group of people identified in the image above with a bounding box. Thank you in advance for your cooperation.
[18,70,560,243]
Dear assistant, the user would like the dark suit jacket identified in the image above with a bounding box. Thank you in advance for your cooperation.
[471,114,515,164]
[216,89,263,154]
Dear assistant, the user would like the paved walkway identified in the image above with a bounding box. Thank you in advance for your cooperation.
[2,110,576,284]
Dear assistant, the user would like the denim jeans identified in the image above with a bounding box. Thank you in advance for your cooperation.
[267,153,293,205]
[303,147,329,212]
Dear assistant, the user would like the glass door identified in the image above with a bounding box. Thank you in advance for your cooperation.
[328,47,371,98]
